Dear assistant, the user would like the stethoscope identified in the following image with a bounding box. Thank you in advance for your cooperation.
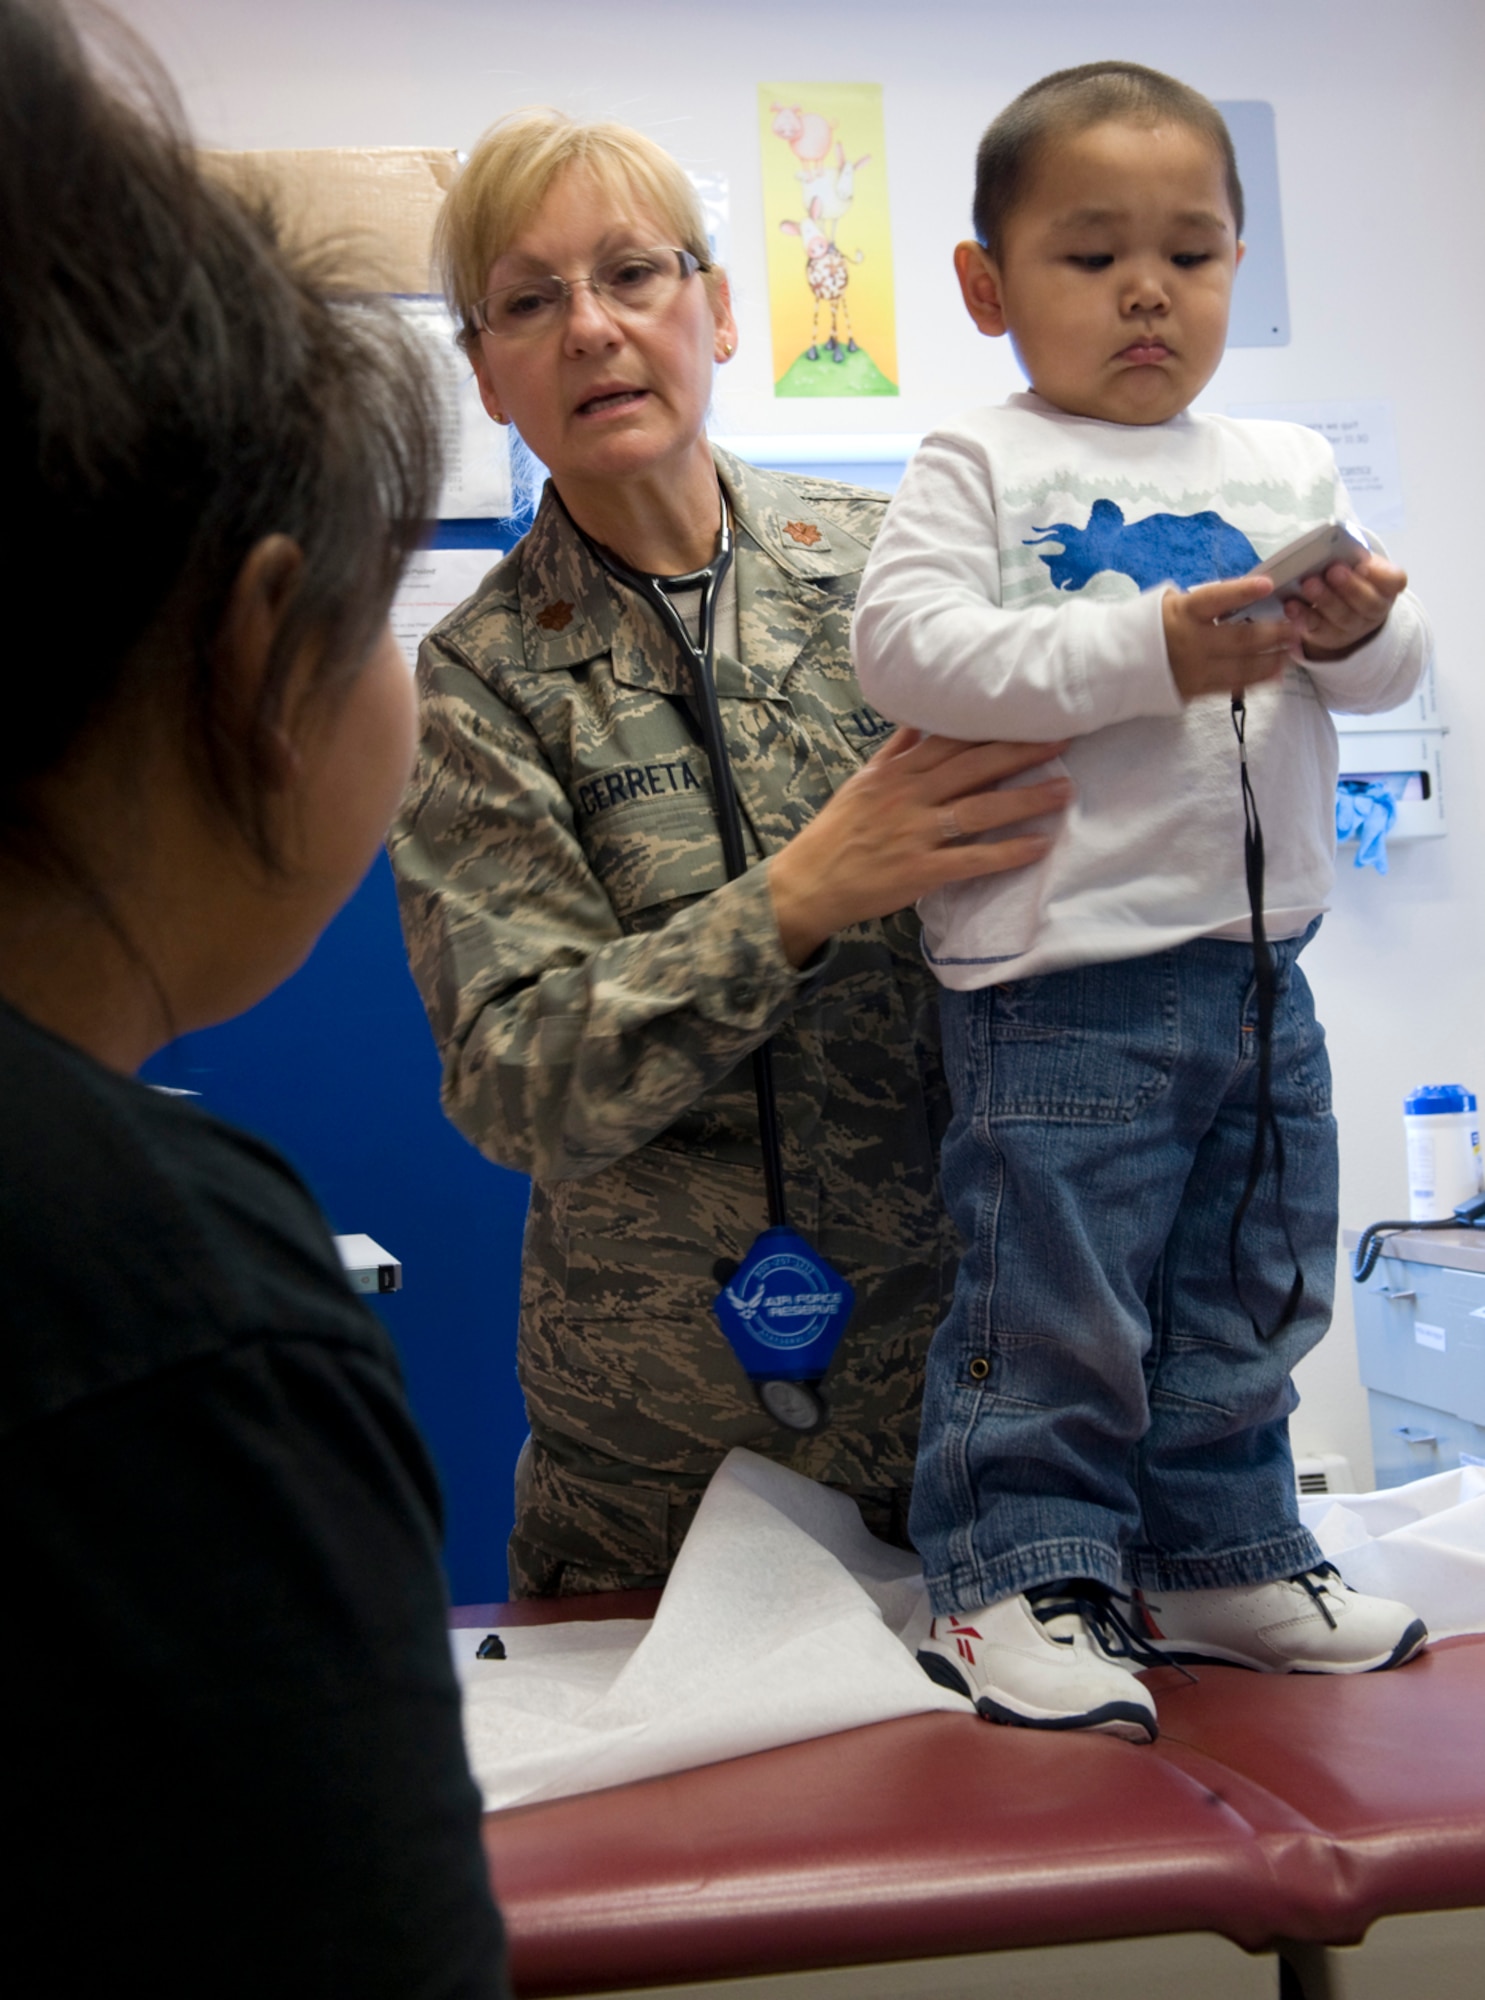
[554,485,854,1434]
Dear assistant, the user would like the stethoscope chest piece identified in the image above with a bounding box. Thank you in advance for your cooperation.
[712,1225,855,1435]
[757,1378,829,1435]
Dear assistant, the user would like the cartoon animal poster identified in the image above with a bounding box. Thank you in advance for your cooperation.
[759,83,898,398]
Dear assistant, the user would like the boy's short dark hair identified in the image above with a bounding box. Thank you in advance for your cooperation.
[0,0,441,872]
[972,61,1244,258]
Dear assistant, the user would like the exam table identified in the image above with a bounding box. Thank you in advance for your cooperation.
[456,1594,1485,2000]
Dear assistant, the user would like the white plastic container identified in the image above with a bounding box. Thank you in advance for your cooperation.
[1404,1085,1483,1221]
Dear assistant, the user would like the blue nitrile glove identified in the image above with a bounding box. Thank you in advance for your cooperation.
[1335,779,1398,874]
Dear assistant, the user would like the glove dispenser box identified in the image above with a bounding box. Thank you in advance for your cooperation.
[1336,730,1445,842]
[1335,668,1446,845]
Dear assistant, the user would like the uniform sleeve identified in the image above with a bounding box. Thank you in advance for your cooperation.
[852,428,1182,741]
[390,631,829,1183]
[1297,472,1434,715]
[4,1334,510,1999]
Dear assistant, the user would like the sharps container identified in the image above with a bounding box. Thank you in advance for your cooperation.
[1404,1085,1484,1221]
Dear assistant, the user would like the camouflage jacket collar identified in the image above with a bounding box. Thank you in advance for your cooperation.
[712,446,874,581]
[516,446,874,698]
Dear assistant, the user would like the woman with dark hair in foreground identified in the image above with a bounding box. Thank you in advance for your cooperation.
[0,3,508,1990]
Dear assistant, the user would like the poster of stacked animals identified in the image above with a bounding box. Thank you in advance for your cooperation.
[758,83,898,398]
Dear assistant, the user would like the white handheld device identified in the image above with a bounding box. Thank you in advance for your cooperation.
[1217,519,1373,624]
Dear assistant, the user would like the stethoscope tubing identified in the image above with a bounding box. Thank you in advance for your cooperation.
[557,490,791,1231]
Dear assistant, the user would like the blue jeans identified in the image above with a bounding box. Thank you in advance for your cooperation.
[911,928,1334,1615]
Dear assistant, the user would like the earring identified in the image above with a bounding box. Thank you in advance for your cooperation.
[720,338,735,359]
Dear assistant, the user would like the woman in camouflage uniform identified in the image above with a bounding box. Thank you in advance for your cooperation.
[390,110,1068,1596]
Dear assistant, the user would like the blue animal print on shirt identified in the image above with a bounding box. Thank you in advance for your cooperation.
[1025,498,1259,592]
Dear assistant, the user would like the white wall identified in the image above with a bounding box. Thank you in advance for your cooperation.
[117,0,1485,1484]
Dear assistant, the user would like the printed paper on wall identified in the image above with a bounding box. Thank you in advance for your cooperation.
[1228,398,1405,535]
[394,298,513,518]
[759,83,897,399]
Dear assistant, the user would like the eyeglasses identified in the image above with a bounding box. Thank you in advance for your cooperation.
[472,246,708,342]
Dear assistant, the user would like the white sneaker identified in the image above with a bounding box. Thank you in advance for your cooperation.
[1136,1563,1428,1674]
[917,1580,1160,1742]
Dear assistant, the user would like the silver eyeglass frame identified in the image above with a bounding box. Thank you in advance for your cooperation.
[471,246,710,339]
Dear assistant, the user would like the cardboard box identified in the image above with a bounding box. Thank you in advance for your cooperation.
[200,147,460,294]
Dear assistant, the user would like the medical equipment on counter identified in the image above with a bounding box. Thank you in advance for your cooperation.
[1404,1085,1483,1221]
[1351,1089,1485,1283]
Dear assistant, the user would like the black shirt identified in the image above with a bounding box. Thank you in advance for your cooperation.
[0,1000,509,1996]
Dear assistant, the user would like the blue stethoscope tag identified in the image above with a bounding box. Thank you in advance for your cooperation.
[712,1226,855,1434]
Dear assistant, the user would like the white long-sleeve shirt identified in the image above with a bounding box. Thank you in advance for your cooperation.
[853,393,1432,988]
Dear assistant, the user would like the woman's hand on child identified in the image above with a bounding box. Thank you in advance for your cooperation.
[767,730,1073,968]
[1286,554,1409,660]
[1162,577,1297,701]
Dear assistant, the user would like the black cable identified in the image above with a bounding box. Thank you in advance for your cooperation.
[1229,694,1305,1341]
[1350,1218,1442,1286]
[1352,1195,1485,1284]
[677,546,790,1231]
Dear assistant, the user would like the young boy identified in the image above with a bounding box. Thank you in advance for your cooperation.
[853,62,1431,1743]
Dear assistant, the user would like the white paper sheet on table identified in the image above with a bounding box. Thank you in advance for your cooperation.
[1300,1462,1485,1640]
[453,1448,965,1812]
[455,1454,1485,1813]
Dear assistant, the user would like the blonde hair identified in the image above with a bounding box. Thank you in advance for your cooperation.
[437,108,714,352]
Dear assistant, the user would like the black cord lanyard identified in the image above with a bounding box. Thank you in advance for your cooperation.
[558,488,790,1230]
[1229,693,1305,1340]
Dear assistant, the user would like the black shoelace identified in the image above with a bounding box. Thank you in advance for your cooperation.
[1024,1578,1195,1680]
[1292,1562,1342,1631]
